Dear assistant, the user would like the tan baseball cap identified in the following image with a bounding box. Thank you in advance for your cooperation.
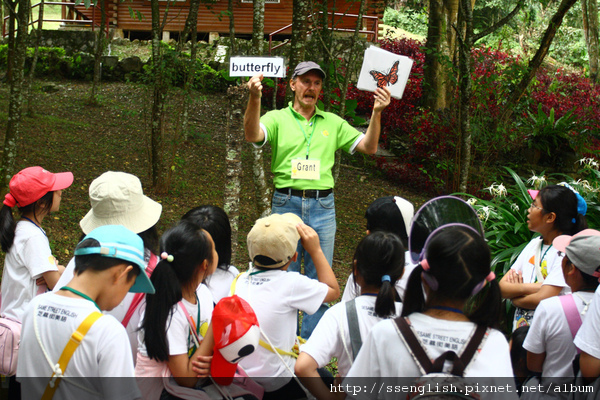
[247,213,303,268]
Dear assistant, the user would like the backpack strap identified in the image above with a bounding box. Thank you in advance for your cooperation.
[560,294,583,340]
[345,299,362,361]
[394,316,487,376]
[230,272,244,296]
[122,252,158,328]
[394,317,434,373]
[42,311,103,400]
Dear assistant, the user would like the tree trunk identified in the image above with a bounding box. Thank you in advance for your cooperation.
[286,0,309,102]
[150,0,167,190]
[228,0,236,54]
[89,0,107,105]
[457,0,473,193]
[334,0,367,183]
[2,0,29,191]
[250,0,270,217]
[423,0,460,110]
[179,0,201,46]
[6,0,17,87]
[582,0,599,83]
[224,85,247,264]
[497,0,579,126]
[26,0,44,116]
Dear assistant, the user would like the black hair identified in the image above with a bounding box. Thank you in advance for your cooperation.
[510,326,533,382]
[181,205,231,270]
[353,231,405,318]
[74,238,141,282]
[141,220,214,362]
[539,185,587,235]
[365,196,410,248]
[401,225,501,329]
[138,225,159,255]
[0,191,54,252]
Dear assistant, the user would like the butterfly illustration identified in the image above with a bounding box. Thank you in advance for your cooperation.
[370,60,399,89]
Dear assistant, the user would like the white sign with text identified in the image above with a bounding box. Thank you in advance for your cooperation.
[229,57,286,78]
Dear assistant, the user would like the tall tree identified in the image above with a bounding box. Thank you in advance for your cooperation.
[150,0,167,190]
[456,0,473,193]
[26,0,44,115]
[286,0,310,102]
[422,0,460,110]
[497,0,579,126]
[89,0,107,105]
[248,0,270,217]
[2,0,29,191]
[582,0,599,83]
[224,85,247,264]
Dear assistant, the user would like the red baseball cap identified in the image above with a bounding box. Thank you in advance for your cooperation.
[210,295,260,385]
[4,166,73,208]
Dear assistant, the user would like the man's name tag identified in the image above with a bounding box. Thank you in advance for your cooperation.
[292,159,320,180]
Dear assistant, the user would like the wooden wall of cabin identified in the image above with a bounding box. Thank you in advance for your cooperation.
[114,0,383,37]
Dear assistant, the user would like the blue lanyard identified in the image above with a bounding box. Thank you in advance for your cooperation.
[61,286,101,311]
[289,106,317,160]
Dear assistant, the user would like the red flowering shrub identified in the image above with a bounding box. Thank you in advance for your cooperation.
[261,38,600,195]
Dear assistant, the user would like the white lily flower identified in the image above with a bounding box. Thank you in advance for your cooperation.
[511,203,520,212]
[467,198,477,206]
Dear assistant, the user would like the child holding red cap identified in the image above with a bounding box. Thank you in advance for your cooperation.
[500,184,588,331]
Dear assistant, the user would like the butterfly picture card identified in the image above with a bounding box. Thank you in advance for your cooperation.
[357,46,414,99]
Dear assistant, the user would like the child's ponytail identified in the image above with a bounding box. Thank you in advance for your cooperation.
[144,259,182,362]
[375,275,397,318]
[0,205,16,252]
[400,264,426,317]
[353,231,405,319]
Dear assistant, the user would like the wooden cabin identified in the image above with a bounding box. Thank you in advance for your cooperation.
[65,0,384,42]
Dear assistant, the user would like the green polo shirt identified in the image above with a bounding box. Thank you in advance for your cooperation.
[258,103,363,190]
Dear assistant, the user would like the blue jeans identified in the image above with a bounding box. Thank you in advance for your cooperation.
[272,190,336,339]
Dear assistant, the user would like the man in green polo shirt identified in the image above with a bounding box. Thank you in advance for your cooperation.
[244,61,391,338]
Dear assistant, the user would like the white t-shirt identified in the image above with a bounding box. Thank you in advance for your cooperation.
[17,293,140,400]
[510,237,567,289]
[524,292,593,380]
[138,284,214,358]
[344,313,517,400]
[300,295,402,377]
[1,221,59,321]
[233,269,329,391]
[205,265,239,304]
[341,251,416,303]
[54,251,156,361]
[575,287,600,359]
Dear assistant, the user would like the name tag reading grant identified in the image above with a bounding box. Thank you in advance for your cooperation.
[292,159,320,180]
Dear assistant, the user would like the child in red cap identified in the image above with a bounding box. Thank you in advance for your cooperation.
[0,166,73,396]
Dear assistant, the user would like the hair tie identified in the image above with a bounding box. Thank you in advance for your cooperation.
[381,275,391,283]
[572,217,577,224]
[560,182,587,216]
[421,271,439,291]
[160,252,174,262]
[3,193,16,208]
[420,259,430,271]
[470,272,496,296]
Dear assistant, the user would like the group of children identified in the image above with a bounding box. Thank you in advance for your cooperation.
[2,166,600,400]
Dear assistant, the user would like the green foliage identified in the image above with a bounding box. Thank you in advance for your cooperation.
[457,167,535,277]
[382,7,428,37]
[525,104,580,156]
[463,163,600,275]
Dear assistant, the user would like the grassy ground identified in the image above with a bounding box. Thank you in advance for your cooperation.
[0,79,428,296]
